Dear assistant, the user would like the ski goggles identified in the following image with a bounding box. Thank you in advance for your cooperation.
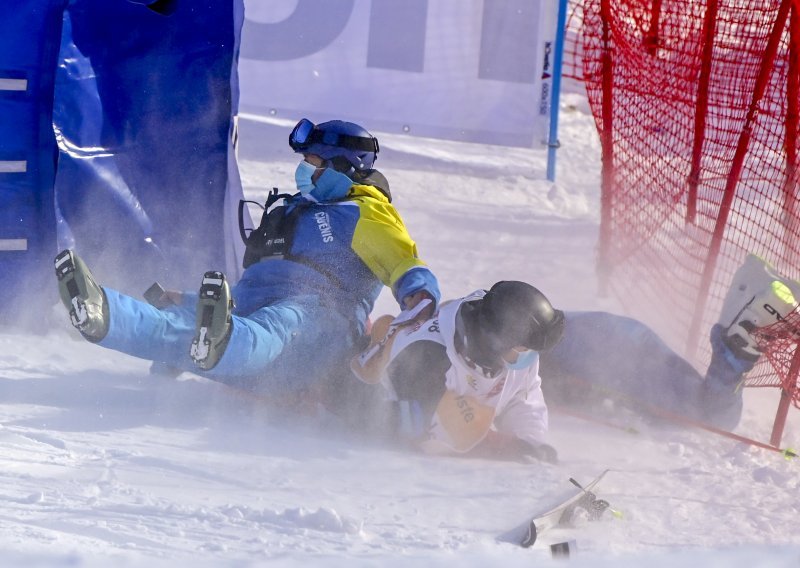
[289,118,379,154]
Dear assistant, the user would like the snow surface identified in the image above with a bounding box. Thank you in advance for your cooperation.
[3,92,800,567]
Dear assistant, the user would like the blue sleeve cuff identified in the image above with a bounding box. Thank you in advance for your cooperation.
[393,266,441,309]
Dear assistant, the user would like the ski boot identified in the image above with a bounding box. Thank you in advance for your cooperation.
[723,279,798,362]
[54,249,109,341]
[189,271,233,370]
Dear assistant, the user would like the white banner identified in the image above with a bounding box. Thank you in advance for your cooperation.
[239,0,558,148]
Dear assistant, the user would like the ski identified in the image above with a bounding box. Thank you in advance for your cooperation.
[497,469,611,548]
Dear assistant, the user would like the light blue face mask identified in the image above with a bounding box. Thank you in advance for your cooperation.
[506,349,538,370]
[294,160,317,195]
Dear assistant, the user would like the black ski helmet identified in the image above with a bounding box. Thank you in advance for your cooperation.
[461,281,565,369]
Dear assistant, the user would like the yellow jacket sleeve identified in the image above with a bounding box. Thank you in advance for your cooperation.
[350,186,429,289]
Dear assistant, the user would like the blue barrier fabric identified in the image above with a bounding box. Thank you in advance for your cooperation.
[0,0,244,330]
[53,0,244,300]
[0,0,66,328]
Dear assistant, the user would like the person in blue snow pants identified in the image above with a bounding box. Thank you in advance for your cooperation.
[55,118,440,399]
[539,312,755,430]
[538,260,799,431]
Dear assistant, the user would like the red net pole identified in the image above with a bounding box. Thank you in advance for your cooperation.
[686,0,719,226]
[597,0,615,296]
[686,0,794,359]
[644,0,663,56]
[783,5,799,233]
[770,347,800,446]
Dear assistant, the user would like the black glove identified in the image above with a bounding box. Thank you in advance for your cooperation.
[517,441,559,464]
[471,432,559,463]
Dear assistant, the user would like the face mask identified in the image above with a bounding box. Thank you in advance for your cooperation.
[309,167,353,202]
[294,160,317,195]
[506,349,538,370]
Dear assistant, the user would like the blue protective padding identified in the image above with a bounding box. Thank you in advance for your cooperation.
[53,0,244,296]
[0,0,243,329]
[0,0,66,328]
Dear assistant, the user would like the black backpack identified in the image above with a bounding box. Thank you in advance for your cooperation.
[238,188,299,269]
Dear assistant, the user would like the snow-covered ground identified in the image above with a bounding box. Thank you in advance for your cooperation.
[1,92,799,567]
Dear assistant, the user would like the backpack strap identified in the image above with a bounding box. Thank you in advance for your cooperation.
[239,188,298,269]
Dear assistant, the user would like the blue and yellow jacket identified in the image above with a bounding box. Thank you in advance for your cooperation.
[233,182,439,332]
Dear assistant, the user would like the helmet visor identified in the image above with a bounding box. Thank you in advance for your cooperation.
[531,309,565,352]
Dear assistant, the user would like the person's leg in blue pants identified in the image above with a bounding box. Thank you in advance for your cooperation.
[98,288,354,396]
[539,312,752,429]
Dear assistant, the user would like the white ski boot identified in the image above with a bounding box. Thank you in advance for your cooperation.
[54,249,109,341]
[719,255,800,361]
[190,271,233,370]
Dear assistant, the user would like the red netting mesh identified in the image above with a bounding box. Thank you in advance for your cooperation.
[753,309,800,407]
[562,0,800,407]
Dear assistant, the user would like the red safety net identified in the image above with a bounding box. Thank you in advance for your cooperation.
[562,0,800,408]
[753,309,800,407]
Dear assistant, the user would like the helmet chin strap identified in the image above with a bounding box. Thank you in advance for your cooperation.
[325,156,357,178]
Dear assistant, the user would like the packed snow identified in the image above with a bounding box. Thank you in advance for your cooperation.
[1,92,799,567]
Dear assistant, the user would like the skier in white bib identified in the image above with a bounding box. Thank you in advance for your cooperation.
[351,280,565,463]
